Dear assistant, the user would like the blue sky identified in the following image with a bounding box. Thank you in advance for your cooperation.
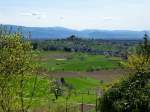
[0,0,149,30]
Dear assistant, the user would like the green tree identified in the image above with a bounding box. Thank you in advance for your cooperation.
[126,33,150,72]
[99,34,150,112]
[0,27,36,112]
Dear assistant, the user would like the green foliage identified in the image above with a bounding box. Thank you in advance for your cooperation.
[0,33,32,76]
[126,34,150,72]
[99,73,150,112]
[99,34,150,112]
[0,28,35,112]
[31,36,136,56]
[18,76,101,110]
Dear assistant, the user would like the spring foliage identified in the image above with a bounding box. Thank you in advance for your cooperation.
[99,34,150,112]
[127,34,150,72]
[0,28,34,112]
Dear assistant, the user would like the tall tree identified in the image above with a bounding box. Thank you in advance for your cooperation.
[0,27,36,112]
[127,33,150,72]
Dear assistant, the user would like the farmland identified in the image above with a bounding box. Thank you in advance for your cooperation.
[1,30,134,112]
[22,74,125,112]
[25,50,126,111]
[34,51,122,72]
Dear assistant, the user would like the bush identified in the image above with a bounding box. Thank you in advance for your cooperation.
[99,72,150,112]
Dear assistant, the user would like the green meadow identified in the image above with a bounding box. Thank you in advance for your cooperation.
[34,51,121,72]
[22,75,103,111]
[25,51,123,111]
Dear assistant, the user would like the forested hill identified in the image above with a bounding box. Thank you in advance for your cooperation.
[1,24,149,40]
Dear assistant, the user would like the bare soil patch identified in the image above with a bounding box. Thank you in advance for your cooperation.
[45,69,128,82]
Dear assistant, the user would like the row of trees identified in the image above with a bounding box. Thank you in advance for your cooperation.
[31,35,132,57]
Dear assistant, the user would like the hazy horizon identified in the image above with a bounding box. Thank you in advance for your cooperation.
[0,0,150,30]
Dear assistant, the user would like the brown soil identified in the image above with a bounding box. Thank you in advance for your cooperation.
[45,69,128,82]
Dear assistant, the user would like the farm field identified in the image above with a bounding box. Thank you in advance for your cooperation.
[29,72,126,111]
[28,51,126,111]
[22,75,102,112]
[34,51,122,72]
[0,34,131,112]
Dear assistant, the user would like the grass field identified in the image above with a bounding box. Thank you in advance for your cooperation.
[26,72,123,111]
[22,75,103,111]
[26,75,101,101]
[34,51,121,72]
[65,77,100,91]
[3,51,125,112]
[29,51,124,111]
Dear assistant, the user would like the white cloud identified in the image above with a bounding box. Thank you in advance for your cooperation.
[103,17,114,21]
[20,11,46,19]
[31,12,41,16]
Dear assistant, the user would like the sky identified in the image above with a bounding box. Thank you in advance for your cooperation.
[0,0,149,30]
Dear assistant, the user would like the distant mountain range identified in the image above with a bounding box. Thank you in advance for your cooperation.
[1,24,150,40]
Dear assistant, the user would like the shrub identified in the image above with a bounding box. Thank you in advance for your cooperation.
[99,35,150,112]
[99,72,150,112]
